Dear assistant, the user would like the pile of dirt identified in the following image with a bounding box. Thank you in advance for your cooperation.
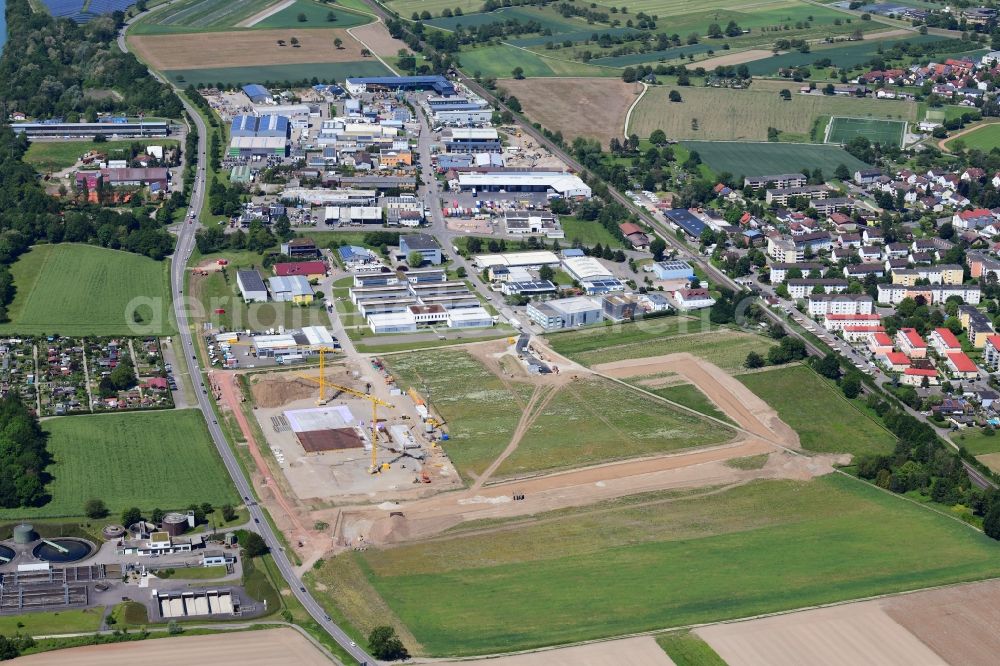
[251,377,322,408]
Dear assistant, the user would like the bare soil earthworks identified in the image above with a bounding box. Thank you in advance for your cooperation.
[14,628,331,666]
[498,77,638,146]
[340,352,834,548]
[130,28,366,70]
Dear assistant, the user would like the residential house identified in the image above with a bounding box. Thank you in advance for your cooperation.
[896,328,927,358]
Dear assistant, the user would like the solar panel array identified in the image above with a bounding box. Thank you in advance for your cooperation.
[42,0,85,17]
[43,0,134,23]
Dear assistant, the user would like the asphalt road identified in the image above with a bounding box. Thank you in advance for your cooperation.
[118,13,375,666]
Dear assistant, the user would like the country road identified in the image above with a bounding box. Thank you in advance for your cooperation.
[117,10,373,665]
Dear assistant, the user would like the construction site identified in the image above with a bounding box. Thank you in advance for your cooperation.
[240,350,462,508]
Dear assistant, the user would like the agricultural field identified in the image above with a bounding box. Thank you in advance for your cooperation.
[130,0,278,33]
[339,474,1000,655]
[457,44,613,78]
[0,244,174,337]
[24,139,178,173]
[426,5,584,32]
[129,29,369,70]
[163,61,391,87]
[571,329,777,374]
[628,85,917,142]
[494,376,735,478]
[0,410,237,519]
[499,77,637,146]
[386,0,482,17]
[951,123,1000,152]
[250,0,372,29]
[826,116,906,146]
[742,33,945,75]
[657,632,727,666]
[680,140,870,178]
[739,365,895,458]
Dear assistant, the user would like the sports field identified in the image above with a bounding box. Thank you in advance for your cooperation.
[0,244,174,336]
[739,365,895,458]
[130,29,368,70]
[951,123,1000,151]
[24,139,178,173]
[0,410,237,519]
[827,116,906,146]
[337,474,1000,655]
[628,86,917,142]
[163,60,391,87]
[679,141,869,178]
[131,0,277,33]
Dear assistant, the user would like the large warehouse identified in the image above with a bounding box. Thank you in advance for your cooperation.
[13,120,169,138]
[229,114,289,157]
[345,75,456,96]
[454,171,591,198]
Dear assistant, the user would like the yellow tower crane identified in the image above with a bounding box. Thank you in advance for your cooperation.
[298,350,394,474]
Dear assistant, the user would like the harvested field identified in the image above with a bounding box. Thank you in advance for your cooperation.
[238,0,294,26]
[884,578,1000,666]
[696,602,944,666]
[350,20,409,56]
[499,77,638,146]
[130,29,365,70]
[438,636,673,665]
[15,628,332,665]
[692,48,774,69]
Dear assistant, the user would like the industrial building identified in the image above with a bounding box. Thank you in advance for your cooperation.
[443,128,502,153]
[650,260,694,281]
[473,250,561,269]
[250,326,337,358]
[664,209,707,237]
[345,75,456,96]
[454,171,592,198]
[503,211,563,238]
[228,114,289,157]
[13,120,169,138]
[527,296,602,330]
[236,270,268,303]
[433,108,493,125]
[282,188,378,206]
[242,84,273,104]
[268,276,314,303]
[399,233,442,265]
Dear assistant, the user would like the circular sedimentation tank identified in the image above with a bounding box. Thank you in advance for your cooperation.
[102,524,125,539]
[12,524,35,544]
[0,544,15,564]
[32,538,94,564]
